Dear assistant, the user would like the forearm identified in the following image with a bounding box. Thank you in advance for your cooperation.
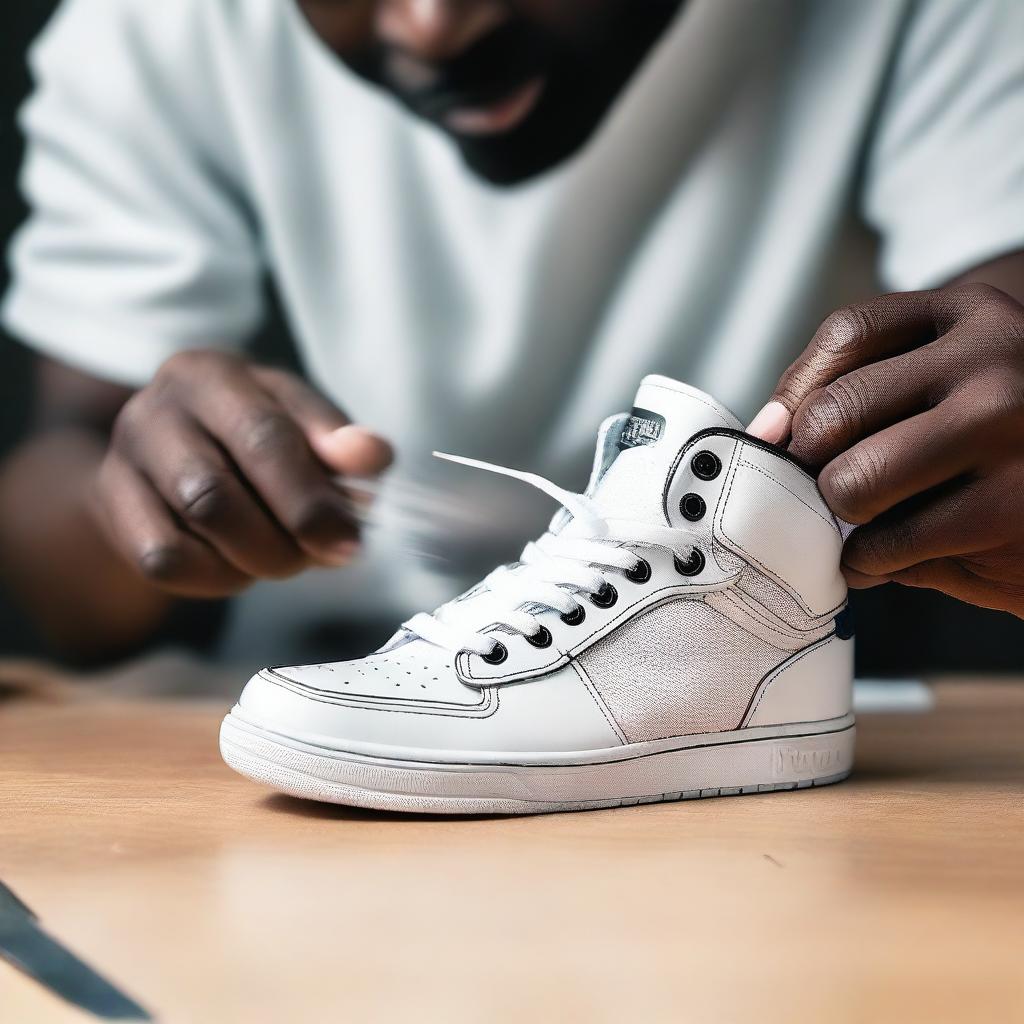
[0,426,178,660]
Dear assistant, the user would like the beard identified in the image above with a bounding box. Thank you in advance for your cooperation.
[342,4,683,186]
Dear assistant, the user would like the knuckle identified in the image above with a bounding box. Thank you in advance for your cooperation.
[816,305,871,358]
[777,307,872,409]
[174,470,235,525]
[237,410,301,459]
[793,381,861,450]
[819,445,884,523]
[135,542,187,583]
[987,372,1024,420]
[956,281,1003,309]
[969,295,1024,349]
[958,372,1024,435]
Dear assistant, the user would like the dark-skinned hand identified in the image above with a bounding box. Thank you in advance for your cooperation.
[748,283,1024,618]
[92,350,392,597]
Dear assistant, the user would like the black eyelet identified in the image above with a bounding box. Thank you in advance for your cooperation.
[691,450,721,481]
[679,493,706,522]
[526,626,553,649]
[481,641,508,665]
[589,583,618,608]
[624,558,652,584]
[560,605,586,626]
[675,549,705,577]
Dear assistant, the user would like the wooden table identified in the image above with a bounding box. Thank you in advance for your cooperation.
[2,680,1022,1023]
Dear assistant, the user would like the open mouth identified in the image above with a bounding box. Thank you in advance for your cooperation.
[441,76,546,136]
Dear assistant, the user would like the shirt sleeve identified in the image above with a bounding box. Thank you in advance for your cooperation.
[1,0,263,387]
[862,0,1024,290]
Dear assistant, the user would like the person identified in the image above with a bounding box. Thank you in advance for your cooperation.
[2,0,1024,664]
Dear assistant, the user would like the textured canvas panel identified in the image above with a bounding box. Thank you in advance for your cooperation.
[577,600,786,741]
[734,565,824,630]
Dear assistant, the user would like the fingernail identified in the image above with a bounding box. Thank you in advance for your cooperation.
[314,424,367,458]
[321,540,360,566]
[746,401,791,444]
[327,424,374,443]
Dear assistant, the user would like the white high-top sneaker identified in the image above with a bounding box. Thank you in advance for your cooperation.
[220,375,854,814]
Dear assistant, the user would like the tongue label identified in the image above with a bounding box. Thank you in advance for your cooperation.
[618,407,666,451]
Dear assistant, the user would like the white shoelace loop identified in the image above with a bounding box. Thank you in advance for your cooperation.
[402,453,697,658]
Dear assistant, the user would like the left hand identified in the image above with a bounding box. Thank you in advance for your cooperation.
[747,283,1024,618]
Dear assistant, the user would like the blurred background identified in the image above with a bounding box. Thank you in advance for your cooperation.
[2,2,1024,678]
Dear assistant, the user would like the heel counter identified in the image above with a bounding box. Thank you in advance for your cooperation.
[742,632,854,728]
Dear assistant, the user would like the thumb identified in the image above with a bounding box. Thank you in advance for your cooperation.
[252,366,393,477]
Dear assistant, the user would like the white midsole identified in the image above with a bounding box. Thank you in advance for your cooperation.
[220,710,855,814]
[225,706,855,766]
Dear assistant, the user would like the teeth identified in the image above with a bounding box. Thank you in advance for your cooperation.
[444,77,544,135]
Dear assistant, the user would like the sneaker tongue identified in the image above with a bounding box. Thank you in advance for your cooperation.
[591,375,742,524]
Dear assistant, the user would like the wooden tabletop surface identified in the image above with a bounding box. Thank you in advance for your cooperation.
[1,679,1022,1023]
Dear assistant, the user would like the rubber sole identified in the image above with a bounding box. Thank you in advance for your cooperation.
[220,711,855,816]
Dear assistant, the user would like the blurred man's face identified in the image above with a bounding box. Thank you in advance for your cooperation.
[295,0,683,185]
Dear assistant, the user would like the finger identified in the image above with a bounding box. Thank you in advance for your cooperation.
[186,363,361,561]
[253,367,393,477]
[885,557,1024,617]
[843,467,1024,577]
[842,565,890,589]
[250,365,349,434]
[95,455,253,597]
[123,410,319,577]
[817,406,975,525]
[787,320,981,469]
[747,292,942,443]
[747,285,995,444]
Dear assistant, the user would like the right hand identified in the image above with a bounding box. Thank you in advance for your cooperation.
[93,350,393,596]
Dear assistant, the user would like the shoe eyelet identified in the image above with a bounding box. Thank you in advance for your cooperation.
[526,626,553,649]
[624,558,652,584]
[560,605,586,626]
[481,641,508,665]
[675,549,705,577]
[679,493,706,522]
[691,450,721,481]
[589,583,618,608]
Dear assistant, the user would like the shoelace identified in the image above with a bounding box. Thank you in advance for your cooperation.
[402,453,699,658]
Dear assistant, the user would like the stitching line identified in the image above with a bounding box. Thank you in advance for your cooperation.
[568,658,628,745]
[268,668,492,710]
[718,444,823,616]
[742,636,838,726]
[727,585,832,639]
[265,672,502,721]
[460,575,739,686]
[706,591,802,651]
[737,459,836,530]
[645,381,734,424]
[722,587,814,640]
[245,719,855,770]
